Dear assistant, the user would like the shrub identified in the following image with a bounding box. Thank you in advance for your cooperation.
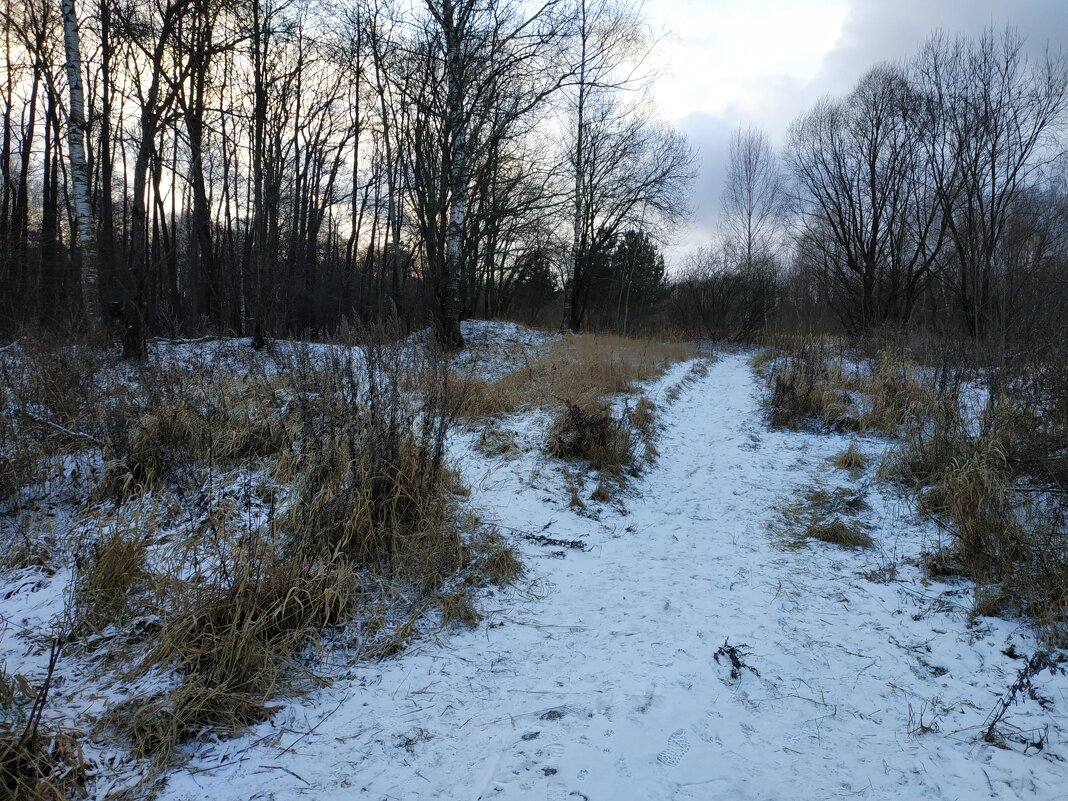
[278,331,465,586]
[764,340,857,431]
[547,400,635,476]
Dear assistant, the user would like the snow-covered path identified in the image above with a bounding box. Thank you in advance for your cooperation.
[161,353,1067,801]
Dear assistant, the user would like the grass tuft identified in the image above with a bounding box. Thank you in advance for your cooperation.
[833,442,867,472]
[803,517,873,548]
[75,519,149,633]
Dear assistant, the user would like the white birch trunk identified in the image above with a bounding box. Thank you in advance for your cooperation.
[60,0,99,322]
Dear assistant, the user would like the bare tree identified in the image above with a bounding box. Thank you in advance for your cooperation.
[913,26,1068,345]
[722,126,783,272]
[564,91,694,331]
[786,64,945,332]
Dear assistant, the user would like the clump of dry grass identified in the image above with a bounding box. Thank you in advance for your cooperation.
[74,520,149,633]
[439,589,480,628]
[859,349,936,435]
[470,528,523,588]
[475,424,519,458]
[803,517,873,548]
[764,339,858,431]
[0,452,26,507]
[548,400,636,476]
[833,442,867,472]
[118,543,359,762]
[805,485,867,516]
[589,482,613,503]
[629,396,658,461]
[749,349,778,373]
[782,482,871,550]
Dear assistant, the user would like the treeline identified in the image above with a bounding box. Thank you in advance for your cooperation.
[674,26,1068,355]
[0,0,694,351]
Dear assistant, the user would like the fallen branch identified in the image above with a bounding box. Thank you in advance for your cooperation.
[17,410,104,447]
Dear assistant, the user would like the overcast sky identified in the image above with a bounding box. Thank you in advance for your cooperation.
[642,0,1068,258]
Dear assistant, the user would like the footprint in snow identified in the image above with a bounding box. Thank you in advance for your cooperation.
[539,741,565,763]
[547,780,567,801]
[656,729,692,767]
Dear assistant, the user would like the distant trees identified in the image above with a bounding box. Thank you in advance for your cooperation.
[776,25,1068,344]
[913,27,1068,345]
[0,0,692,350]
[668,23,1068,349]
[560,0,694,333]
[581,228,666,333]
[785,64,944,332]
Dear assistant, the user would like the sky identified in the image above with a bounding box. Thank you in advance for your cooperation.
[642,0,1068,258]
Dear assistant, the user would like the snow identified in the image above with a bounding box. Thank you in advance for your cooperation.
[450,320,557,382]
[140,349,1066,801]
[2,326,1065,799]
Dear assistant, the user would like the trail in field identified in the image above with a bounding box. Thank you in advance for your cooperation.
[160,352,1067,801]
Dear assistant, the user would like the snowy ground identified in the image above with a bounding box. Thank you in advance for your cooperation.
[145,350,1067,801]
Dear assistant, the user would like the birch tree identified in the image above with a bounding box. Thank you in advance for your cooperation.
[59,0,99,322]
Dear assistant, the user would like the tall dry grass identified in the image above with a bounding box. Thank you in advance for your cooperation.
[4,322,524,769]
[454,333,700,419]
[762,334,1067,639]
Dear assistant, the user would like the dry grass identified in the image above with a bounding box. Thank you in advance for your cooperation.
[782,482,871,550]
[749,349,778,373]
[1,645,85,801]
[118,543,359,762]
[475,424,519,458]
[74,519,149,633]
[804,485,867,516]
[547,400,636,476]
[764,340,859,431]
[2,322,530,771]
[589,482,614,503]
[470,528,523,588]
[106,329,500,764]
[97,373,288,499]
[439,589,480,628]
[833,442,867,472]
[861,350,934,435]
[455,333,699,420]
[761,338,936,437]
[0,724,85,801]
[803,517,873,548]
[452,333,698,486]
[879,362,1068,638]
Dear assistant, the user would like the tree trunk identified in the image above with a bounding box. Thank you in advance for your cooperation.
[60,0,99,325]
